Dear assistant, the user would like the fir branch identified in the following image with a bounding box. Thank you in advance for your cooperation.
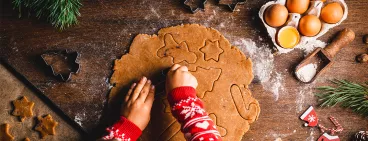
[13,0,82,30]
[315,80,368,117]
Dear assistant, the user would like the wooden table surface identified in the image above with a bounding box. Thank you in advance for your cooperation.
[1,0,367,140]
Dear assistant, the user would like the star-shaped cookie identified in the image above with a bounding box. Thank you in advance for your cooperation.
[200,40,224,61]
[35,114,58,139]
[12,96,34,122]
[0,124,14,141]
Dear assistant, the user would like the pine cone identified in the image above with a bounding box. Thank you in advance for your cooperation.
[352,131,368,141]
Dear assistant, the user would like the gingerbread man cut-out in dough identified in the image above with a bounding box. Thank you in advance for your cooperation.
[157,34,197,64]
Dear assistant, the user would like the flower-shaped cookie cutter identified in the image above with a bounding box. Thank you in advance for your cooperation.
[41,50,80,81]
[219,0,247,11]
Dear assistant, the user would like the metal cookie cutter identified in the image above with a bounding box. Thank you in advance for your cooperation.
[219,0,246,11]
[183,0,207,13]
[41,50,80,81]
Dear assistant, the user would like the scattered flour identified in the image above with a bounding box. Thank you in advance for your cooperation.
[306,128,316,141]
[150,7,160,18]
[74,112,86,127]
[275,137,282,141]
[270,129,297,140]
[301,40,327,55]
[295,85,314,113]
[234,39,285,101]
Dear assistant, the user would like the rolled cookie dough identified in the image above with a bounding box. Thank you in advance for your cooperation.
[109,24,260,141]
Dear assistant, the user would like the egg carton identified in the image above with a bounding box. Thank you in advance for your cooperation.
[259,0,348,54]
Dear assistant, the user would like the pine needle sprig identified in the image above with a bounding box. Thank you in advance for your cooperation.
[13,0,82,30]
[315,80,368,117]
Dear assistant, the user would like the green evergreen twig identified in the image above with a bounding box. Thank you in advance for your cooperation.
[13,0,82,30]
[315,80,368,117]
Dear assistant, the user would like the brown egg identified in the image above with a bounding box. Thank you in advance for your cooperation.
[287,0,310,14]
[264,4,289,27]
[298,15,321,36]
[321,2,344,24]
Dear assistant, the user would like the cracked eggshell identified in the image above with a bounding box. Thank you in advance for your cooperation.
[259,0,348,54]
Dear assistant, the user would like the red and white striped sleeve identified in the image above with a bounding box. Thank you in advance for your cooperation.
[168,86,222,141]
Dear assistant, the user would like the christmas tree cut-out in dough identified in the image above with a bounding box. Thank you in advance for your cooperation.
[109,24,260,141]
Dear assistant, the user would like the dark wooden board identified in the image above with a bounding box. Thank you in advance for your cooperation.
[1,0,367,140]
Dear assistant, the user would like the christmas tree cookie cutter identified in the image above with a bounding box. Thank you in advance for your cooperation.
[41,50,80,81]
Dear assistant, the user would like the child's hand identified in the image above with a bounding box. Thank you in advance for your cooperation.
[166,64,198,93]
[121,76,155,131]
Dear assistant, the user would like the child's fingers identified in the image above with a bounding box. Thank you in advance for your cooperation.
[177,66,188,72]
[145,85,155,106]
[130,76,147,101]
[137,80,152,103]
[125,83,136,102]
[170,64,181,72]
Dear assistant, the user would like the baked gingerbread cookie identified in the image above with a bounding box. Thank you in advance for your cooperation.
[0,124,14,141]
[12,96,34,122]
[109,24,260,140]
[35,114,58,139]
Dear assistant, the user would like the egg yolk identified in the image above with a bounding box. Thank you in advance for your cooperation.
[277,26,300,49]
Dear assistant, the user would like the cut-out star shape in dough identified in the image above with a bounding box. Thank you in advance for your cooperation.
[200,40,224,61]
[0,124,14,141]
[157,34,197,64]
[35,114,58,139]
[12,96,34,122]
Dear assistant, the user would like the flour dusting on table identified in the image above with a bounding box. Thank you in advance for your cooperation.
[306,128,316,141]
[235,39,285,101]
[74,112,86,127]
[295,85,315,113]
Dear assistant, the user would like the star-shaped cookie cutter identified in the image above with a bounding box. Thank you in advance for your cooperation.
[219,0,247,11]
[183,0,207,13]
[41,50,80,82]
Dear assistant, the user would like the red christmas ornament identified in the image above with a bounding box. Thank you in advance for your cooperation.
[300,106,318,127]
[318,133,340,141]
